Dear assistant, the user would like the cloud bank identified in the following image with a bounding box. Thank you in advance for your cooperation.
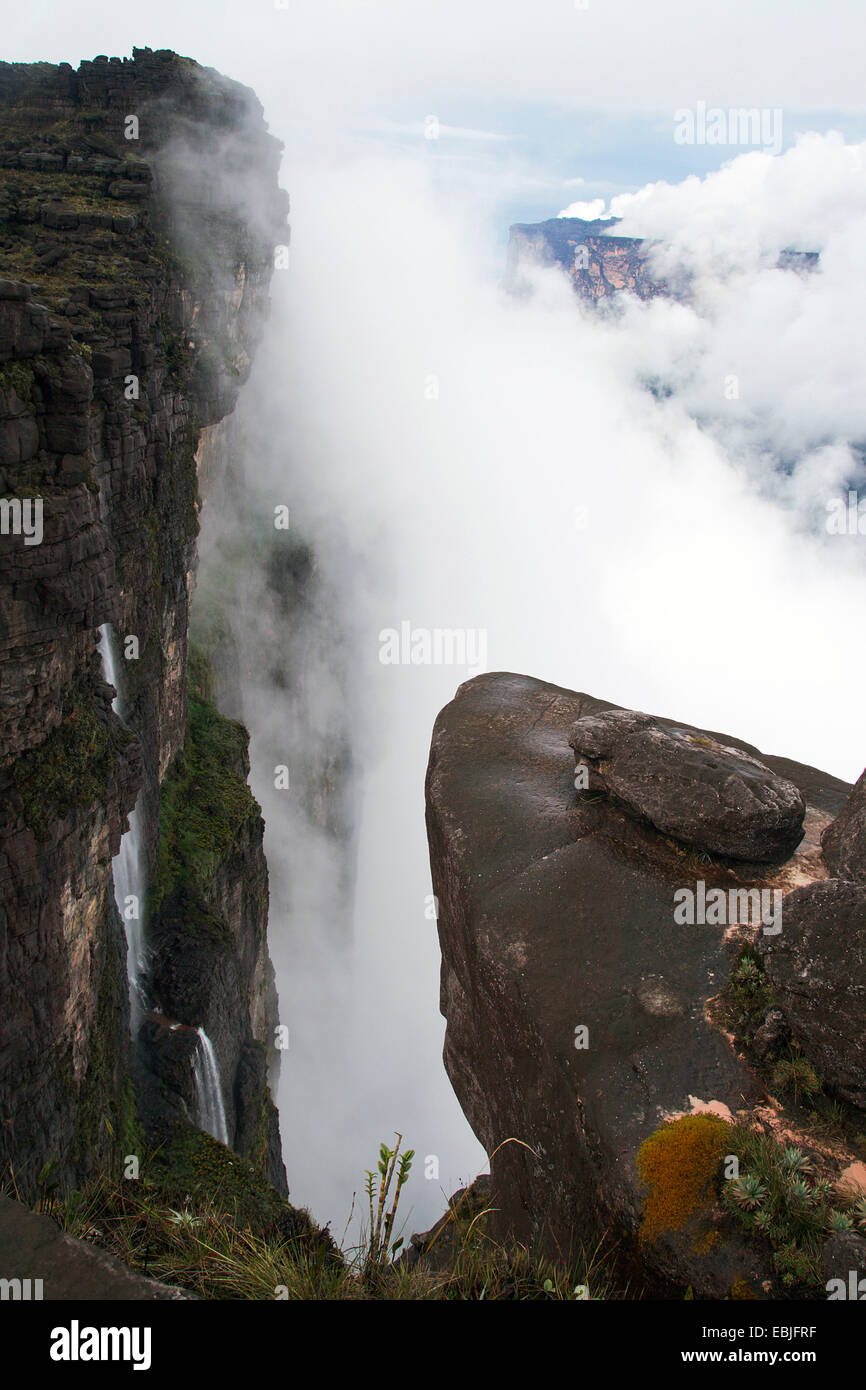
[191,130,866,1238]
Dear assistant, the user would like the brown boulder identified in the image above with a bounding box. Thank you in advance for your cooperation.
[426,674,848,1294]
[569,708,806,863]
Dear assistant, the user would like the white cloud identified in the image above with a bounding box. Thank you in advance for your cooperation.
[557,197,614,219]
[203,132,866,1231]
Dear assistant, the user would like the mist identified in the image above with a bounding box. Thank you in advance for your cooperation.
[185,121,866,1241]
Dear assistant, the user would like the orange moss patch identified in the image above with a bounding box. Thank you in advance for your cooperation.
[730,1277,759,1300]
[636,1115,730,1245]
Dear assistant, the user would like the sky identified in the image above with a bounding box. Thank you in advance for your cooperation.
[5,2,866,238]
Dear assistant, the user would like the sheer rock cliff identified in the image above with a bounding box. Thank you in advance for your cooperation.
[0,49,288,1195]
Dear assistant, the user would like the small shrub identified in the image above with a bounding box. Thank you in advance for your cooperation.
[360,1134,414,1284]
[726,947,776,1048]
[772,1057,822,1107]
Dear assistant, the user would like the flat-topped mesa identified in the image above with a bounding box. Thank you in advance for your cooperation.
[505,215,820,303]
[569,708,807,863]
[505,216,659,301]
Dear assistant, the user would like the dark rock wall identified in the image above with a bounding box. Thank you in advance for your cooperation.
[0,50,288,1194]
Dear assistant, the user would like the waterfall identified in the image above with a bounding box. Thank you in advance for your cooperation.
[192,1029,229,1145]
[98,623,147,1024]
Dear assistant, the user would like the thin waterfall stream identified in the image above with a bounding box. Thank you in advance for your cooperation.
[98,623,147,1026]
[192,1029,229,1145]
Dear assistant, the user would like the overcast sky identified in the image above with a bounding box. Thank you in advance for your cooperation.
[5,1,866,234]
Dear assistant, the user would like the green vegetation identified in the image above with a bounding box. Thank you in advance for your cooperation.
[13,1134,622,1300]
[148,1124,289,1233]
[8,678,131,838]
[636,1110,866,1294]
[772,1057,822,1107]
[195,332,246,385]
[187,639,216,703]
[164,331,191,384]
[152,693,259,914]
[70,945,144,1171]
[0,359,35,402]
[725,945,866,1152]
[724,1127,866,1289]
[363,1135,413,1282]
[726,946,776,1048]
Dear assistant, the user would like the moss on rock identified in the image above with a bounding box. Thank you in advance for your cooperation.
[152,692,259,913]
[149,1122,286,1234]
[8,677,131,838]
[636,1115,730,1245]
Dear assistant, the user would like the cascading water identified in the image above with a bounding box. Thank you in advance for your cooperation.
[98,623,147,1024]
[192,1029,229,1145]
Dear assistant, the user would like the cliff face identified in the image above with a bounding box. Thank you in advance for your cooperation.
[506,215,819,303]
[141,689,286,1191]
[0,50,288,1193]
[426,673,864,1297]
[506,217,663,301]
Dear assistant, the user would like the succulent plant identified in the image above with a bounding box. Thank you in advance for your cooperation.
[780,1145,813,1176]
[728,1174,767,1211]
[827,1210,854,1232]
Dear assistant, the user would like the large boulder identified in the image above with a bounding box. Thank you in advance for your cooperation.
[426,673,852,1296]
[760,878,866,1107]
[569,708,806,863]
[822,770,866,883]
